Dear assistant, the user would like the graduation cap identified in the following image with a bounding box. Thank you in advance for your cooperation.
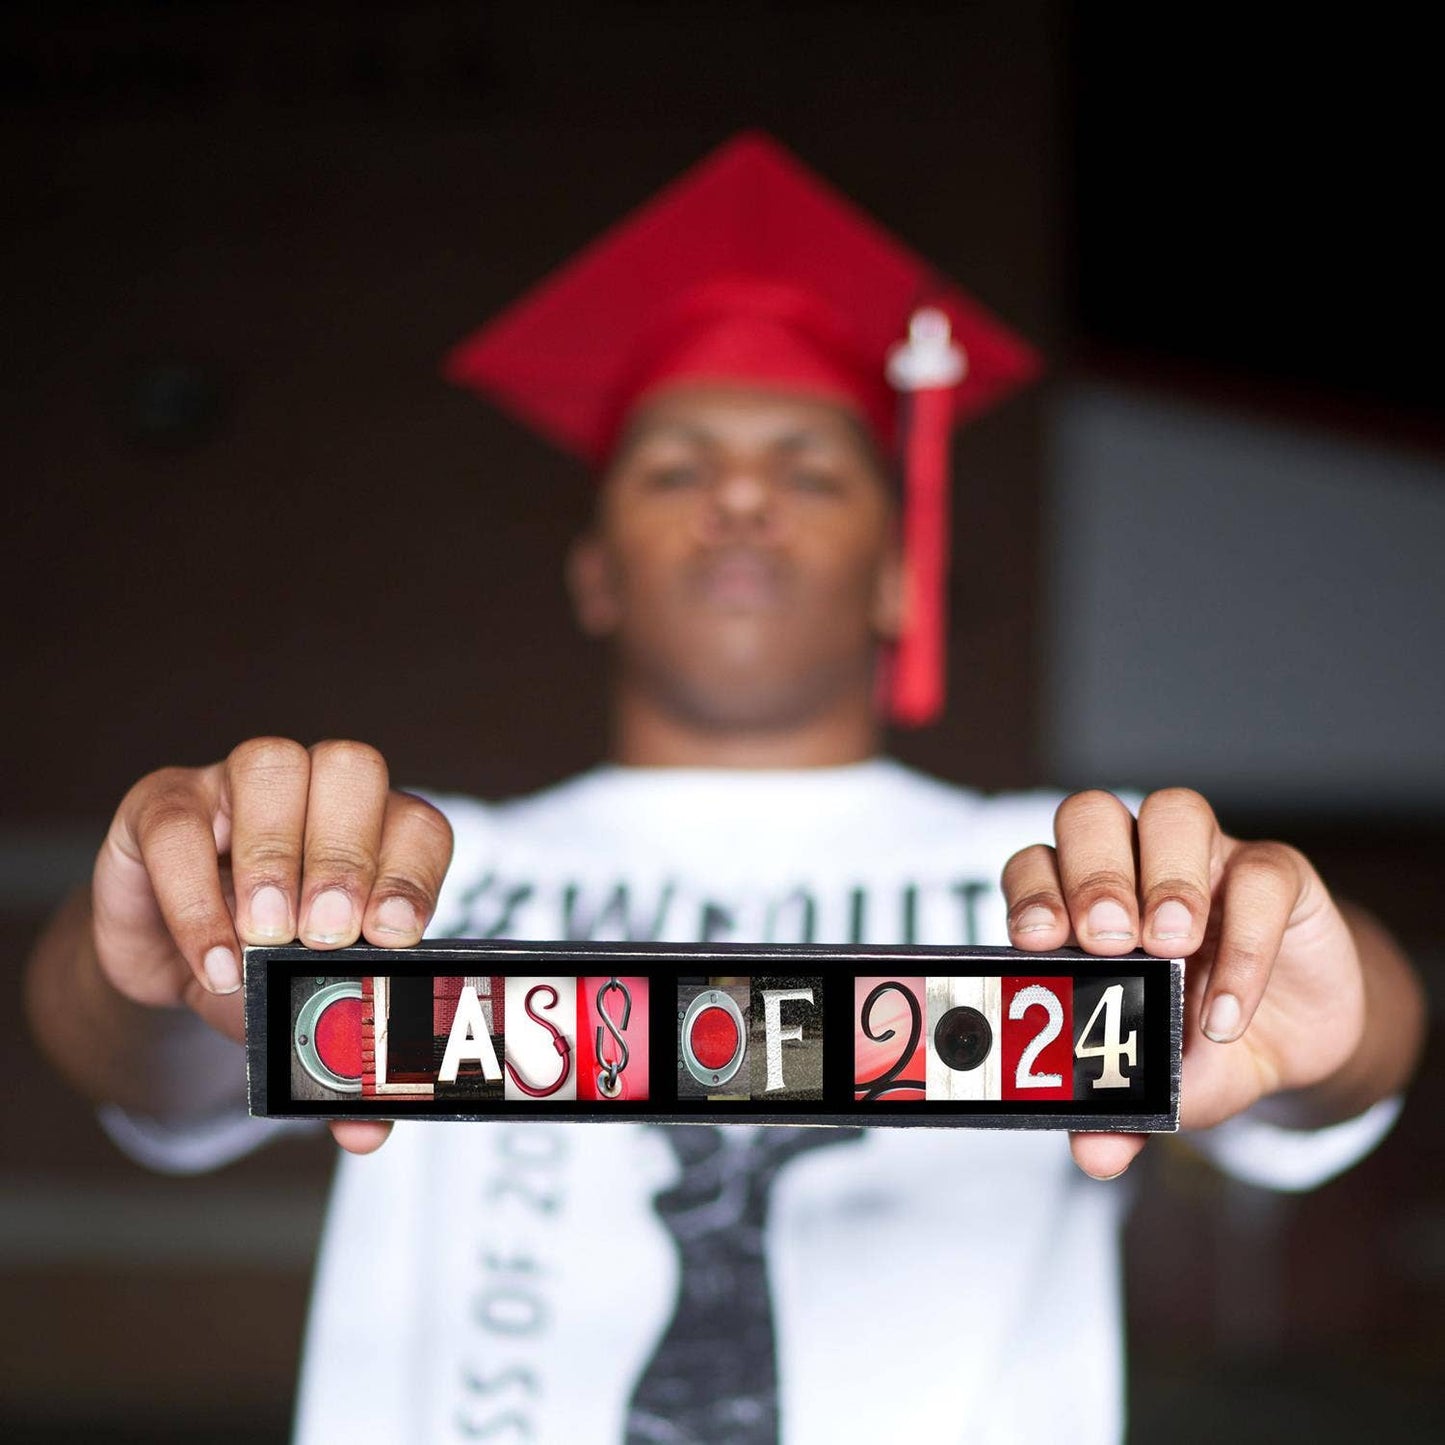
[444,132,1040,726]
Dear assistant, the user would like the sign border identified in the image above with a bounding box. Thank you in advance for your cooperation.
[246,940,1182,1131]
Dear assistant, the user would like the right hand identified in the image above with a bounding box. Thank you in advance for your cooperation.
[93,737,454,1151]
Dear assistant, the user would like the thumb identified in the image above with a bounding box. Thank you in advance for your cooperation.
[1069,1130,1147,1180]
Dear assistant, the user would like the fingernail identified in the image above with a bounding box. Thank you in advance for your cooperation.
[1013,905,1056,935]
[204,946,241,995]
[304,889,354,945]
[1086,899,1134,940]
[373,896,419,938]
[1151,899,1193,940]
[250,885,291,941]
[1204,992,1242,1043]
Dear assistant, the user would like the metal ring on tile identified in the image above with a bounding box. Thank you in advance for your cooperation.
[294,980,365,1094]
[680,988,747,1088]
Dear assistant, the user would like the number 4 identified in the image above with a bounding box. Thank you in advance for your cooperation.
[1074,984,1137,1090]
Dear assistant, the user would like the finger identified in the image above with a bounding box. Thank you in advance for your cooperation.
[1200,840,1303,1044]
[227,738,311,946]
[1069,1131,1148,1181]
[1136,788,1218,958]
[127,767,241,995]
[329,1120,393,1155]
[298,741,390,949]
[1002,844,1072,950]
[1054,790,1140,954]
[362,792,455,947]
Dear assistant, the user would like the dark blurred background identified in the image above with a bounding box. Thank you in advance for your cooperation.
[3,4,1441,1440]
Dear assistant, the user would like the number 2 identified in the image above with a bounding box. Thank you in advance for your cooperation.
[1008,984,1064,1089]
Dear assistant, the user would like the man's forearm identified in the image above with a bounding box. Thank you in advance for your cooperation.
[24,888,248,1122]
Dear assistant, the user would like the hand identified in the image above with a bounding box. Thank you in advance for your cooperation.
[94,737,454,1153]
[1001,788,1373,1180]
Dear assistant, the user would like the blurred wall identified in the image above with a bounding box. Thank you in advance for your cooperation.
[1046,383,1445,813]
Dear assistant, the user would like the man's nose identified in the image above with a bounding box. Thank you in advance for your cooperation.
[700,467,776,540]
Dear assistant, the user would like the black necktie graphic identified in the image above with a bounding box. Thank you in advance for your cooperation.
[625,1124,863,1444]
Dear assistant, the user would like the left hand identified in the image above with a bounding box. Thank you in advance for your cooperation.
[1001,787,1368,1180]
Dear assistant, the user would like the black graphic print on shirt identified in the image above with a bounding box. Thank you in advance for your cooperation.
[449,874,993,946]
[625,1126,865,1444]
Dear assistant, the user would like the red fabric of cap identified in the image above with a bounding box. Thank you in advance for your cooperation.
[444,131,1037,463]
[619,276,893,451]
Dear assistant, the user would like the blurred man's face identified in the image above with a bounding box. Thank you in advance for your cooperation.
[568,384,902,733]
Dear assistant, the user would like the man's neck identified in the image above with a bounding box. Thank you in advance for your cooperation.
[610,690,883,770]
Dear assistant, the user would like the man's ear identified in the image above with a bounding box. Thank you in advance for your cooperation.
[566,532,622,637]
[870,538,906,643]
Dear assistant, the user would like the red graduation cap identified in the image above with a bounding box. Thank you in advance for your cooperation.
[444,132,1041,726]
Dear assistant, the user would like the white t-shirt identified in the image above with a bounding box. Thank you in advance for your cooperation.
[262,760,1393,1445]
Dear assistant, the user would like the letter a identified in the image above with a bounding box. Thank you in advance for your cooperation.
[439,985,503,1082]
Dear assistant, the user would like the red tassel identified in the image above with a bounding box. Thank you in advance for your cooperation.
[886,309,965,727]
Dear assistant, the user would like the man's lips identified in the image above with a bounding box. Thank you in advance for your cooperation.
[688,548,788,609]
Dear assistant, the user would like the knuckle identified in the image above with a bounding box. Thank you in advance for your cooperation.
[134,779,205,840]
[1139,786,1211,820]
[1071,868,1134,903]
[310,738,389,783]
[396,794,455,852]
[1143,876,1209,912]
[1002,844,1055,884]
[373,875,435,912]
[133,765,198,804]
[1219,939,1271,985]
[166,890,222,935]
[232,831,302,877]
[1008,888,1062,921]
[1236,839,1303,883]
[1257,838,1302,869]
[1055,788,1130,831]
[305,842,378,880]
[228,735,308,782]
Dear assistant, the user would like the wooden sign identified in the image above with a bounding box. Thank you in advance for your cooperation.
[247,941,1182,1130]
